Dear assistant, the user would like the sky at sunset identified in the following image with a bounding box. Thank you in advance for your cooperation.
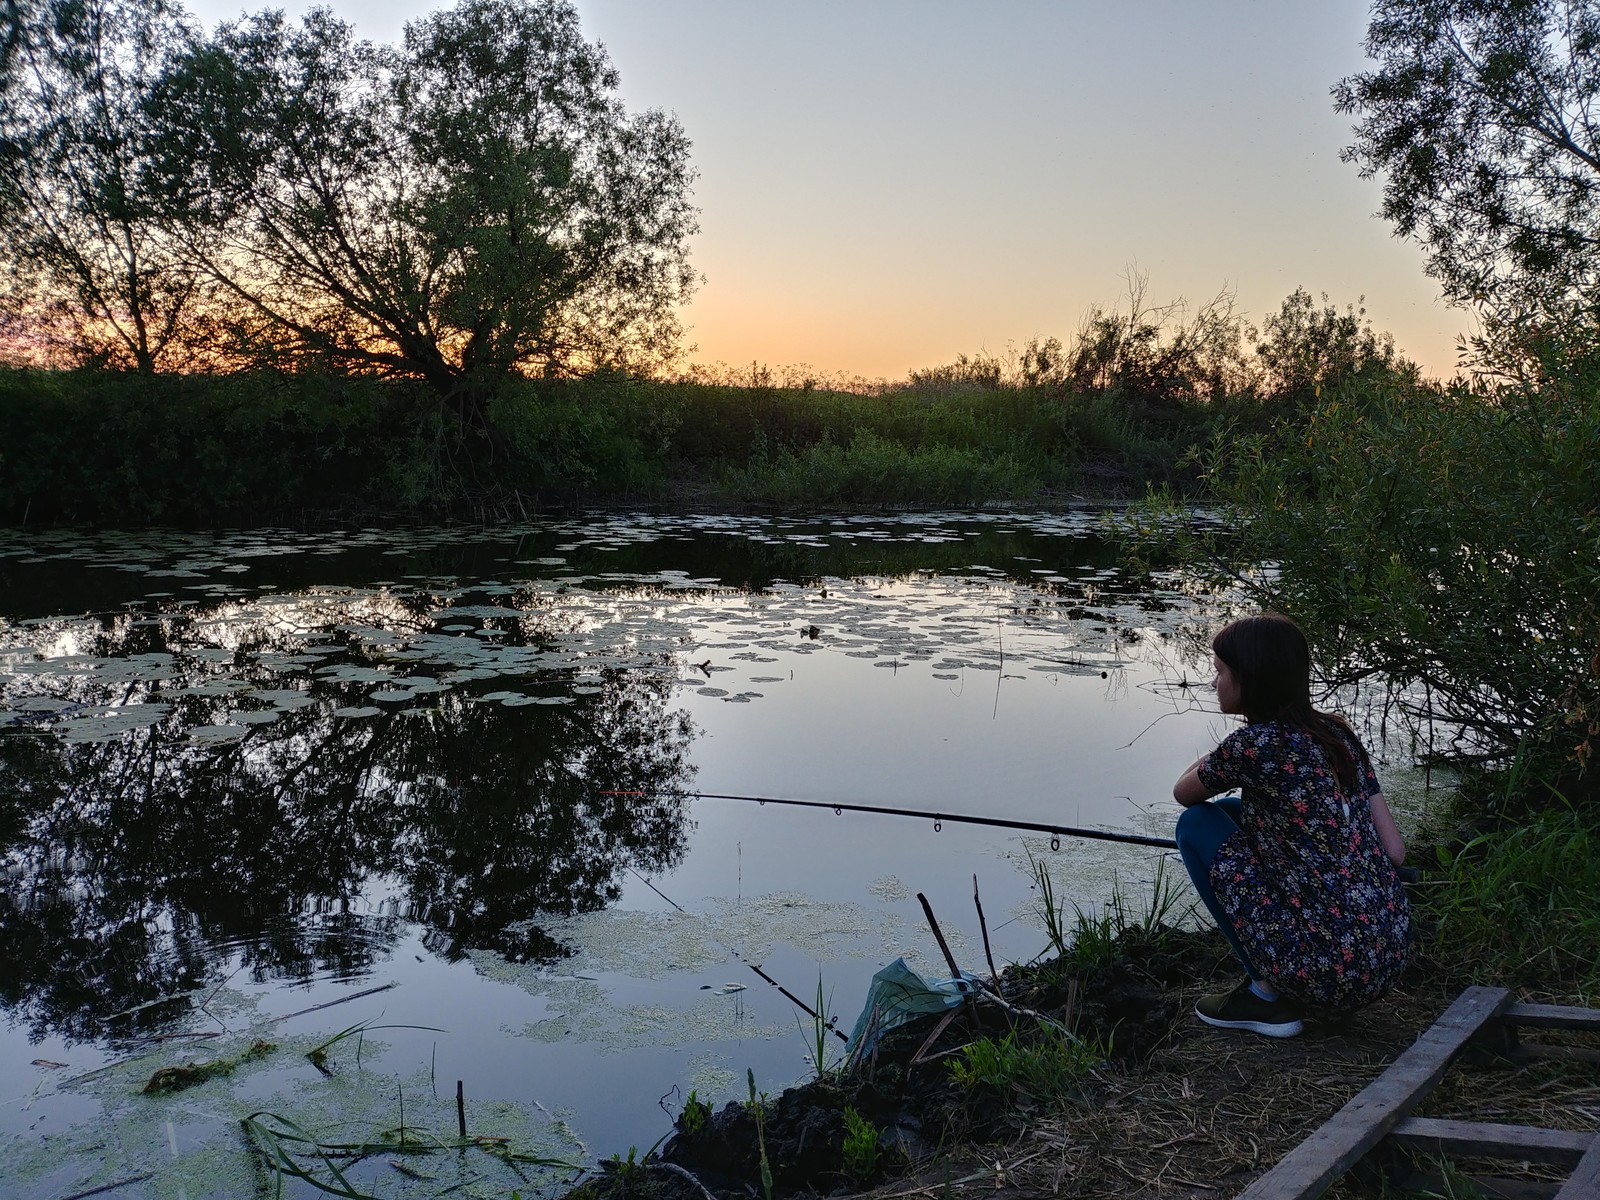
[186,0,1475,383]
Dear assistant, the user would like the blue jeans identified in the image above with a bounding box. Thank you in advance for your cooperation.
[1175,796,1260,981]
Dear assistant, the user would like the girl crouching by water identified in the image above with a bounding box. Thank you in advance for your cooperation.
[1172,613,1410,1038]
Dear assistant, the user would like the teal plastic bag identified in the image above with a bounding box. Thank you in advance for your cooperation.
[845,956,981,1060]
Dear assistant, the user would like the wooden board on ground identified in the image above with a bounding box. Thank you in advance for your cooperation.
[1505,1003,1600,1032]
[1236,986,1513,1200]
[1553,1134,1600,1200]
[1388,1117,1593,1165]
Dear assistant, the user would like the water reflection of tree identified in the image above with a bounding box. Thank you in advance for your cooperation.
[0,669,695,1044]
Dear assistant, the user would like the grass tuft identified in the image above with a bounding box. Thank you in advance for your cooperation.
[948,1022,1106,1112]
[1425,799,1600,1001]
[1031,852,1192,973]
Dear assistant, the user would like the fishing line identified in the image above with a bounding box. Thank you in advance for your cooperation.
[613,787,1173,1042]
[603,789,1176,851]
[623,865,850,1044]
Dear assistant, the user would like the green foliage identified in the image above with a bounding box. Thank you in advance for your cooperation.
[490,376,681,498]
[746,1069,773,1200]
[1061,272,1256,406]
[606,1145,646,1184]
[1031,851,1190,972]
[149,0,697,422]
[1428,797,1600,1000]
[1253,288,1402,402]
[1153,356,1600,800]
[677,1090,710,1135]
[0,279,1421,523]
[0,367,445,523]
[724,431,1036,507]
[796,969,838,1079]
[1335,0,1600,329]
[840,1106,881,1184]
[947,1023,1102,1111]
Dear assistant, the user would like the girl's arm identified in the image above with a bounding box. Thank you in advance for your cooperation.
[1173,754,1224,807]
[1368,792,1406,866]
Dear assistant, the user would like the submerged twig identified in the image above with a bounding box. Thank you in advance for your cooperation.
[270,982,397,1025]
[58,1175,155,1200]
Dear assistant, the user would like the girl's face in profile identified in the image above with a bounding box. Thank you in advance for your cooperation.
[1213,653,1243,715]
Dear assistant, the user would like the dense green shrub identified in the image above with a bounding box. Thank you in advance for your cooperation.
[721,431,1039,506]
[489,376,682,500]
[1427,796,1600,1000]
[0,368,446,524]
[1,362,1219,524]
[1148,357,1600,803]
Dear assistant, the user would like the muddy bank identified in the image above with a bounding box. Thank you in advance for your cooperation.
[564,899,1600,1200]
[565,924,1240,1200]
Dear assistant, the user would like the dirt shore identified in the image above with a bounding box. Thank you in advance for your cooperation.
[563,919,1599,1200]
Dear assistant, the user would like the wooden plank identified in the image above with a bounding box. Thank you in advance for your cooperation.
[1554,1133,1600,1200]
[1388,1117,1594,1165]
[1504,1003,1600,1032]
[1509,1043,1600,1066]
[1235,986,1513,1200]
[1401,1172,1557,1200]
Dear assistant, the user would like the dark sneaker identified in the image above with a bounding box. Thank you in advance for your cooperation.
[1195,978,1303,1038]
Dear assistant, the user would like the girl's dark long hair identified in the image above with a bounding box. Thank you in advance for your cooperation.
[1213,613,1362,792]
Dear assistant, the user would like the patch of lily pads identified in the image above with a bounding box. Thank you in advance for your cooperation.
[0,513,1223,747]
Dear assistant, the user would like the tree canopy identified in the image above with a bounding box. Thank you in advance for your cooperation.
[1335,0,1600,339]
[0,0,698,426]
[164,0,698,426]
[0,0,200,371]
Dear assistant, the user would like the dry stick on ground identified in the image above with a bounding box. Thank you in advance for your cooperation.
[916,892,984,1031]
[910,1009,963,1067]
[648,1161,722,1200]
[845,1004,883,1074]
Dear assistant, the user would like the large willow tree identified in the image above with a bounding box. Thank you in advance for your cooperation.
[150,0,698,429]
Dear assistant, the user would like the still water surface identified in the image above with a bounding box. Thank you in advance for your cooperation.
[0,512,1244,1197]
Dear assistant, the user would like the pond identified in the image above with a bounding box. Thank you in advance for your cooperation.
[0,511,1319,1198]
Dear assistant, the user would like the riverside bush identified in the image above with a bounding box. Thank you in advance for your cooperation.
[3,367,1215,522]
[0,368,444,524]
[722,432,1038,507]
[1428,799,1600,999]
[1145,357,1600,805]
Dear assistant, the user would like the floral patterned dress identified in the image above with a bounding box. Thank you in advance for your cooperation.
[1196,720,1411,1009]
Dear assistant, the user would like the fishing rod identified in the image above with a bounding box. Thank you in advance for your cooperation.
[609,789,1173,1046]
[603,789,1177,851]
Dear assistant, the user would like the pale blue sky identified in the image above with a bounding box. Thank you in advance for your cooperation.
[186,0,1471,380]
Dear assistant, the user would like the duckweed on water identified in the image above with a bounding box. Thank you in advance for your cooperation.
[470,895,932,1056]
[2,1028,586,1200]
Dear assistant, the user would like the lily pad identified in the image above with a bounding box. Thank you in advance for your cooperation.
[188,725,248,744]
